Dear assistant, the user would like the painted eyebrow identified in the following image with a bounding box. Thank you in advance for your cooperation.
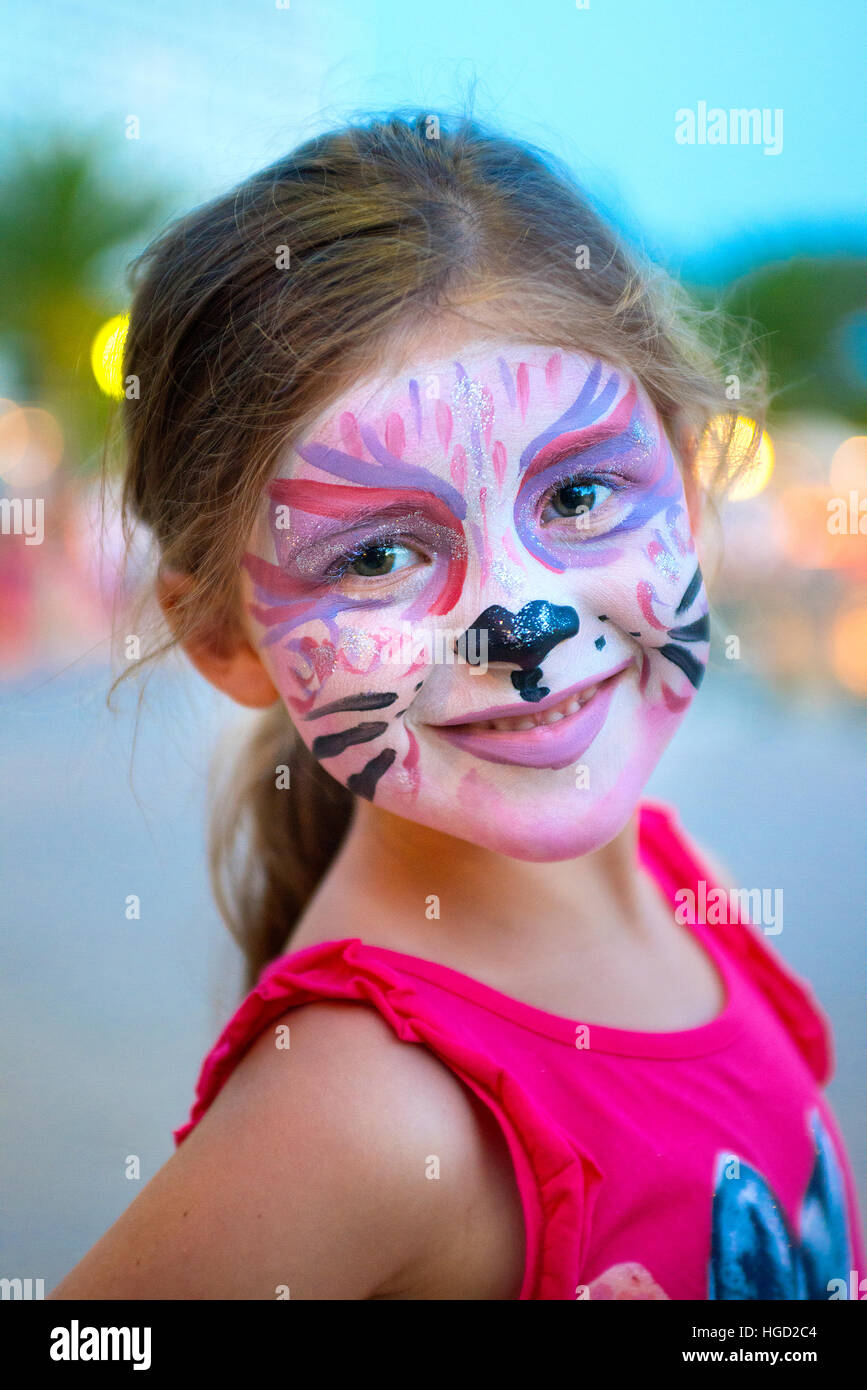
[260,476,469,616]
[519,378,640,487]
[295,432,467,520]
[267,477,465,528]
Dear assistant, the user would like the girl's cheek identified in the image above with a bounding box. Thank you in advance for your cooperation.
[259,613,432,801]
[558,494,708,702]
[267,619,425,710]
[628,502,709,701]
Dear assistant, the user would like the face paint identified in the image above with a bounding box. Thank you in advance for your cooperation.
[241,345,710,860]
[460,601,580,702]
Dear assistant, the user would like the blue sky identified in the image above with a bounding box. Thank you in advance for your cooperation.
[3,0,865,276]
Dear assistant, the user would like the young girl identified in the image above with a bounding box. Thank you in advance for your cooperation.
[51,110,862,1301]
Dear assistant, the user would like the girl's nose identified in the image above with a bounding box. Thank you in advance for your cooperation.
[457,600,580,702]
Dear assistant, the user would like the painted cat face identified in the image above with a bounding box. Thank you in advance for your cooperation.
[241,344,709,859]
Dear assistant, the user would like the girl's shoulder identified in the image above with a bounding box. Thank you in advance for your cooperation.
[196,997,526,1299]
[52,995,523,1299]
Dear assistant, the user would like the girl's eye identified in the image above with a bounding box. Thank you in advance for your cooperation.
[541,478,613,523]
[340,541,423,580]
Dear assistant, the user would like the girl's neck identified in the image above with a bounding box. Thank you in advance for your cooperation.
[294,797,663,960]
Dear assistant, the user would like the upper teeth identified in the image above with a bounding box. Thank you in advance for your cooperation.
[475,685,599,732]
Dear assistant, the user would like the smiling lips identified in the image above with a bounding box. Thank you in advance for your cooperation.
[430,662,632,769]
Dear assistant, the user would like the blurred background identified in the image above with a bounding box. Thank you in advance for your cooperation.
[1,0,865,1291]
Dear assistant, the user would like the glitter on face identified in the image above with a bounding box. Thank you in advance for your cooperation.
[648,533,680,581]
[629,419,655,456]
[451,374,494,478]
[338,627,377,665]
[450,375,491,525]
[489,556,523,595]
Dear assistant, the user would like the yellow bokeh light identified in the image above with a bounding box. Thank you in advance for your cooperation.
[695,415,775,501]
[90,314,129,399]
[830,604,867,698]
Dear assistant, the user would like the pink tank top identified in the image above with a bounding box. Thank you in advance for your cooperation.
[175,800,864,1300]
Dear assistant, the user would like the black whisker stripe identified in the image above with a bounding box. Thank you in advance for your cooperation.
[659,643,705,689]
[311,722,389,759]
[675,564,703,615]
[666,613,710,643]
[347,748,397,800]
[304,692,398,720]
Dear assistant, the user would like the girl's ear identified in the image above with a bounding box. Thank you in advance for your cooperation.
[156,568,280,709]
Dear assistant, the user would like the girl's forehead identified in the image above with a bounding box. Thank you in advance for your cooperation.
[290,343,644,453]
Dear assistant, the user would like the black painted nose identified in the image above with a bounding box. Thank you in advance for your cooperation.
[457,601,580,703]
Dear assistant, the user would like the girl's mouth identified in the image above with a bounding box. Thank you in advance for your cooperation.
[428,661,632,769]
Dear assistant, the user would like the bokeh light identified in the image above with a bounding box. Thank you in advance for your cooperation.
[90,313,129,399]
[829,435,867,494]
[695,414,775,501]
[0,401,64,487]
[829,602,867,697]
[0,399,29,474]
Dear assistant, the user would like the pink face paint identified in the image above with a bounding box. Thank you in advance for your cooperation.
[516,361,530,420]
[241,344,708,854]
[636,579,671,631]
[339,411,364,456]
[384,411,406,457]
[661,681,692,713]
[435,399,452,453]
[545,351,562,395]
[401,726,421,797]
[299,635,337,684]
[492,439,507,489]
[501,530,526,570]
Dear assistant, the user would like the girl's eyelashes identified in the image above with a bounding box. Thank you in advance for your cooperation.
[538,472,621,528]
[327,537,432,592]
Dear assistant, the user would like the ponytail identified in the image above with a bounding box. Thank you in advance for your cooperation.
[208,701,354,992]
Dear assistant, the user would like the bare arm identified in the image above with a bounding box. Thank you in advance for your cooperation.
[48,1001,513,1300]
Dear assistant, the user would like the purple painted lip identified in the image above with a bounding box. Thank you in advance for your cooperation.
[430,665,631,770]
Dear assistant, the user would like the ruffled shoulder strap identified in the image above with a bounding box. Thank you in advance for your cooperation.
[639,800,833,1085]
[174,936,604,1300]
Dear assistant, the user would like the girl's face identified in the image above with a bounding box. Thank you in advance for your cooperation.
[242,343,709,859]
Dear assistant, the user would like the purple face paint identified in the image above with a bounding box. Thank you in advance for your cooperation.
[513,368,681,570]
[241,344,709,859]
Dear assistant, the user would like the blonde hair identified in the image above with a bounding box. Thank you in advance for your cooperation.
[113,107,765,991]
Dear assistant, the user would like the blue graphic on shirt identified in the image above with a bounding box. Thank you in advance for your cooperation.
[709,1110,852,1300]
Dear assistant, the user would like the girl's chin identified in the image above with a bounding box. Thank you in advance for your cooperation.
[379,778,641,862]
[371,726,672,860]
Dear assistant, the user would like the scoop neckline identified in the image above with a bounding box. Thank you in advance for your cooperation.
[274,802,748,1060]
[337,923,746,1058]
